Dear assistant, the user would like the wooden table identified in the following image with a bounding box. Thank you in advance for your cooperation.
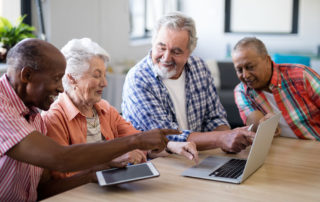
[43,137,320,202]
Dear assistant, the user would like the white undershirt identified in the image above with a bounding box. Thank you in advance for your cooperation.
[162,70,189,130]
[263,91,297,138]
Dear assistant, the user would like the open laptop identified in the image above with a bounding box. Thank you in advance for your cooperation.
[182,112,281,184]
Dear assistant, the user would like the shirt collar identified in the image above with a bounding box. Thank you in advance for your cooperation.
[59,92,107,121]
[268,62,282,89]
[1,74,39,117]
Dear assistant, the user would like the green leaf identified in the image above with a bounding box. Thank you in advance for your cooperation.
[0,15,36,49]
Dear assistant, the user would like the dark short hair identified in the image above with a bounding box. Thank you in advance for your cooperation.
[233,37,268,56]
[6,39,44,71]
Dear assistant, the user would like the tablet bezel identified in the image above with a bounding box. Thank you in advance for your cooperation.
[96,162,160,186]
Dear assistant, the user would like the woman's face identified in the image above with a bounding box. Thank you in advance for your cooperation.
[75,56,107,105]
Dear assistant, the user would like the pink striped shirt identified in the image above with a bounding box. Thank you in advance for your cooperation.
[0,74,47,201]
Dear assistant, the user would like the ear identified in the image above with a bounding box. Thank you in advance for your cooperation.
[20,67,35,83]
[266,55,273,65]
[67,74,77,85]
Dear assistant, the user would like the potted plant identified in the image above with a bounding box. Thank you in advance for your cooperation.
[0,15,36,62]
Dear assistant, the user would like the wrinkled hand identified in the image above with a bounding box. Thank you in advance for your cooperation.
[110,150,147,166]
[219,126,255,153]
[136,129,180,153]
[259,113,281,136]
[167,141,199,164]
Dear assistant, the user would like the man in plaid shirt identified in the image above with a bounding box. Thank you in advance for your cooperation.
[232,37,320,140]
[122,12,254,153]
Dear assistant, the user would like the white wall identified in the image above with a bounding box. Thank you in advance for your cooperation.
[38,0,151,67]
[183,0,320,60]
[0,0,20,23]
[36,0,320,64]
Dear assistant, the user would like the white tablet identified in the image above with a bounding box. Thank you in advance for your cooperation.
[96,162,160,186]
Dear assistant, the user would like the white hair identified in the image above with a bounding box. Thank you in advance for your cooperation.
[152,12,198,52]
[61,38,110,93]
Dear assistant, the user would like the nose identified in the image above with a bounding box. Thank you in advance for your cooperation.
[242,69,250,79]
[101,76,107,88]
[162,50,172,62]
[57,80,64,93]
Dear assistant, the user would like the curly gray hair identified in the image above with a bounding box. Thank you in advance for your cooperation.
[152,12,198,52]
[61,38,110,93]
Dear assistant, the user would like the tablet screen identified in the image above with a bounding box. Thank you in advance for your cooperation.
[96,162,159,186]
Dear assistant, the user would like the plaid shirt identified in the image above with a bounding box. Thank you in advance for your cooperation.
[234,62,320,141]
[122,53,228,142]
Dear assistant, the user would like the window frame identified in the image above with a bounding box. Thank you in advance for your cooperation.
[129,0,181,40]
[224,0,299,34]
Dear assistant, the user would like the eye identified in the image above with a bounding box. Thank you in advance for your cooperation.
[246,65,254,70]
[173,50,183,56]
[158,47,166,52]
[236,68,243,74]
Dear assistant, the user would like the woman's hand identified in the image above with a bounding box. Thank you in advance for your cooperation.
[167,141,199,164]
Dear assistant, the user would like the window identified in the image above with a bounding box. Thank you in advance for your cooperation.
[225,0,299,34]
[129,0,180,39]
[0,0,32,25]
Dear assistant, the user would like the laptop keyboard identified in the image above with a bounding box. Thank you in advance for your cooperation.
[209,159,247,179]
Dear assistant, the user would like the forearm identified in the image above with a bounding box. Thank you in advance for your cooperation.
[187,125,230,151]
[187,130,224,151]
[37,169,93,200]
[7,131,140,172]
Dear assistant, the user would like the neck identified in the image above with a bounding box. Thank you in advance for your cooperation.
[67,91,95,117]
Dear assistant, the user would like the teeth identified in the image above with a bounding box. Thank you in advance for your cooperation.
[49,95,57,101]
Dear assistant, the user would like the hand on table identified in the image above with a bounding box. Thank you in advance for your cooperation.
[166,141,199,164]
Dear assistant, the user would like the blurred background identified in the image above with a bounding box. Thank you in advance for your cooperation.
[1,0,319,127]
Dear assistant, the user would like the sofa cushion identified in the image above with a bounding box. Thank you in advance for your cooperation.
[217,62,240,90]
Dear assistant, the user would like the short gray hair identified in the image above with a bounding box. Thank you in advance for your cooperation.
[152,12,198,52]
[6,38,44,71]
[61,38,110,93]
[233,37,269,57]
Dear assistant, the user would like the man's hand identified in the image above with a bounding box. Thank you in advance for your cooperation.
[166,141,199,164]
[218,126,255,153]
[136,129,180,152]
[259,113,281,136]
[109,150,147,166]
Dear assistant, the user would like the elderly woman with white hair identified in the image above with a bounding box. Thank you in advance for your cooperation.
[42,38,198,179]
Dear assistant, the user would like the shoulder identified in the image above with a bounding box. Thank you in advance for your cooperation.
[96,99,112,113]
[188,55,207,68]
[41,99,66,124]
[127,55,152,79]
[277,63,307,76]
[187,56,211,75]
[125,55,157,88]
[186,56,214,86]
[234,82,246,92]
[96,99,121,114]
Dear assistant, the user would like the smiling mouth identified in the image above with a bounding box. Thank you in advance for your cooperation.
[49,95,57,101]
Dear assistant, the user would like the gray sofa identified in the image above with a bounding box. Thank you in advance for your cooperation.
[216,61,244,128]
